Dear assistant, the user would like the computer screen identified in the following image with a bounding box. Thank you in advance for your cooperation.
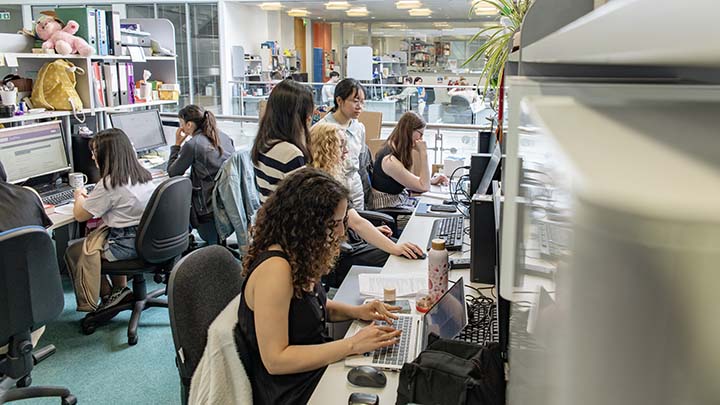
[422,278,467,349]
[0,121,71,184]
[109,109,166,153]
[475,142,502,196]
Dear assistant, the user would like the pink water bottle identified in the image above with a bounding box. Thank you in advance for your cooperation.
[428,239,449,303]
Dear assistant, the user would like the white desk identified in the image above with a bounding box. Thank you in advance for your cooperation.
[309,191,484,404]
[365,99,399,122]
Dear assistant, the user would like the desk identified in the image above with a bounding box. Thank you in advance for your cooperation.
[309,191,485,404]
[365,100,399,122]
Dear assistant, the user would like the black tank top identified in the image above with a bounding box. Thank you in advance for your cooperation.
[235,251,331,405]
[371,145,406,195]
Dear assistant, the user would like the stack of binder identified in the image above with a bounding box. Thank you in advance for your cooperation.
[91,62,136,107]
[55,7,122,56]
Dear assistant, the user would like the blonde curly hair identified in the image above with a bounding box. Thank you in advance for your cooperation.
[309,123,345,180]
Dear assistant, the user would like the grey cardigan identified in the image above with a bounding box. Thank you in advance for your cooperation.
[167,131,234,219]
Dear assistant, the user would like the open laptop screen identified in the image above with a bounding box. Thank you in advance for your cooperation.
[422,278,467,350]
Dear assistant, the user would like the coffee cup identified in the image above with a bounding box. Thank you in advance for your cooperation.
[68,172,88,190]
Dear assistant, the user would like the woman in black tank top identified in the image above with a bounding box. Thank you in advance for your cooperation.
[235,169,403,404]
[370,112,448,209]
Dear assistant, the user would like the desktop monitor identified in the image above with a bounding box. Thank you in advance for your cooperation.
[0,121,71,184]
[470,142,502,196]
[109,109,167,153]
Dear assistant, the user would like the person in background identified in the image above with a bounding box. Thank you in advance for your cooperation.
[392,76,416,101]
[371,112,448,210]
[251,79,315,203]
[236,168,401,404]
[414,76,427,116]
[321,71,340,105]
[448,78,479,105]
[167,105,234,245]
[67,129,156,310]
[317,78,367,209]
[0,160,52,232]
[309,123,424,286]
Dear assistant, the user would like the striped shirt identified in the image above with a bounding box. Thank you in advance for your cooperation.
[254,141,306,203]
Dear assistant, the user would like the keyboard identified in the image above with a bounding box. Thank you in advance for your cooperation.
[456,300,498,346]
[371,315,413,367]
[41,184,95,207]
[427,216,464,251]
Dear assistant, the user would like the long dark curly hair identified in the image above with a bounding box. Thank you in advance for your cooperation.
[242,168,350,297]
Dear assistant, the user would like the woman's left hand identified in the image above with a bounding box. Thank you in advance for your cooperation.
[376,225,393,237]
[175,127,190,146]
[356,300,400,324]
[431,173,449,186]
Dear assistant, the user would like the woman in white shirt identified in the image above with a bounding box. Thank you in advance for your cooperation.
[71,128,157,310]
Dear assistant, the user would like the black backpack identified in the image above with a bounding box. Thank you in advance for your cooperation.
[397,338,505,405]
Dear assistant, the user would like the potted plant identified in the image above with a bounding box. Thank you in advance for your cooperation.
[465,0,532,108]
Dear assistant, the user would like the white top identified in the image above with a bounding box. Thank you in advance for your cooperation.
[321,83,336,104]
[83,178,156,228]
[318,113,366,209]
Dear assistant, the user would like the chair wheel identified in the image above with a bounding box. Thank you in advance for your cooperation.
[16,375,31,388]
[81,319,96,335]
[128,335,138,346]
[62,394,77,405]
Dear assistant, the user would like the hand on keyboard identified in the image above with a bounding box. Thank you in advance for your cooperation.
[356,300,401,324]
[348,324,401,356]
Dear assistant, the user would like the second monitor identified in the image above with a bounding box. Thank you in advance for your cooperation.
[109,109,167,153]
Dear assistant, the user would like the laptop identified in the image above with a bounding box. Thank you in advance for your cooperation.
[344,277,468,370]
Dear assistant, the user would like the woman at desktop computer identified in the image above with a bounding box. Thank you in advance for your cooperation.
[236,168,401,404]
[308,123,424,287]
[370,112,448,210]
[67,129,156,311]
[167,104,234,245]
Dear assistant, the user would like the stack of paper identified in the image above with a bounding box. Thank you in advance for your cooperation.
[358,273,427,298]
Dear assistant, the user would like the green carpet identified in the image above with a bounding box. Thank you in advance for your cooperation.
[20,277,180,404]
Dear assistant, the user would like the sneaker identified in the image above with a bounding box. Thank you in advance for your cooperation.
[97,286,132,311]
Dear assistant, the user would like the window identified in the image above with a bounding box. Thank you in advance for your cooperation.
[0,6,23,35]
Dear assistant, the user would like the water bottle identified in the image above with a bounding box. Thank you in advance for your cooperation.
[428,238,449,303]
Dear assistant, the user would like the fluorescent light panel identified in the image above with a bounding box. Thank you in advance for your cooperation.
[396,0,422,9]
[326,1,351,10]
[259,2,282,11]
[287,8,310,17]
[409,8,432,16]
[346,7,369,16]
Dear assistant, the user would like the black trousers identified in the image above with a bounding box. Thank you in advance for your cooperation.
[325,244,390,289]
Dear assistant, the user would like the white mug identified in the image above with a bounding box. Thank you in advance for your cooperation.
[68,172,88,190]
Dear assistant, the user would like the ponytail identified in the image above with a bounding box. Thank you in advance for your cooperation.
[178,105,222,155]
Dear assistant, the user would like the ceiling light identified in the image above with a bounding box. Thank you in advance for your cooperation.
[433,22,450,27]
[386,23,406,28]
[396,0,422,9]
[346,7,369,17]
[287,8,311,17]
[325,1,351,10]
[408,8,432,16]
[259,2,282,11]
[472,0,497,15]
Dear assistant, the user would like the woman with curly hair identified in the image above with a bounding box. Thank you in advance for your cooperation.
[236,168,402,404]
[309,123,425,287]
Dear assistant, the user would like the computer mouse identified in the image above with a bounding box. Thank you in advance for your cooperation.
[412,251,427,260]
[349,392,380,405]
[347,366,387,388]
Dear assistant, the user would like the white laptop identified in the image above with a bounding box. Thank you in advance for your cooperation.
[344,277,468,370]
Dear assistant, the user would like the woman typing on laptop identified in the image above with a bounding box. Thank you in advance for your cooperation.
[236,168,401,404]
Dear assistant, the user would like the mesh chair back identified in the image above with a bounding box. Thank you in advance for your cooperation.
[136,177,192,263]
[168,246,244,388]
[450,95,471,107]
[0,226,64,346]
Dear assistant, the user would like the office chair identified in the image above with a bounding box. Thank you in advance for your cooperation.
[80,177,192,345]
[0,226,76,405]
[168,246,244,405]
[444,96,473,124]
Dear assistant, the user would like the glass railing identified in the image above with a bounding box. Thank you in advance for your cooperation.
[228,80,497,127]
[161,109,493,173]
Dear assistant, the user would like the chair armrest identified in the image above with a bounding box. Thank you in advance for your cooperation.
[355,210,395,227]
[376,206,414,217]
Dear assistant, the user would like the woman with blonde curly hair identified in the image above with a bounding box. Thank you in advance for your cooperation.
[236,168,402,404]
[309,123,425,288]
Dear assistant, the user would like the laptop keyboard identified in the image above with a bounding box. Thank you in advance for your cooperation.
[371,315,413,366]
[41,184,95,207]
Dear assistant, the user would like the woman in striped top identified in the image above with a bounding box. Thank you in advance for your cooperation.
[251,79,314,202]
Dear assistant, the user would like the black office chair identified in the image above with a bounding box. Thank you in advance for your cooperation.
[168,246,244,405]
[80,177,192,345]
[0,226,76,405]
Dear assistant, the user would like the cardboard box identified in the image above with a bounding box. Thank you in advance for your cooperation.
[359,110,383,141]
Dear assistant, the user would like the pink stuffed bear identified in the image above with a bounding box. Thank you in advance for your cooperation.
[35,15,94,56]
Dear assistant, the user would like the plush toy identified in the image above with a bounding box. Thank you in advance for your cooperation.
[35,14,94,56]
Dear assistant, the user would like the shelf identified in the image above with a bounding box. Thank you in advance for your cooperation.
[521,0,720,66]
[0,110,71,125]
[94,100,178,113]
[3,53,176,65]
